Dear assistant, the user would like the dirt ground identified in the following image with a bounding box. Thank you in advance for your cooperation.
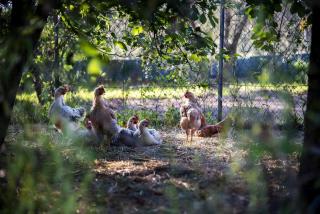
[3,124,301,213]
[86,128,300,213]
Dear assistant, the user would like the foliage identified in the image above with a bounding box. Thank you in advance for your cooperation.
[164,107,181,127]
[292,59,308,84]
[116,109,161,128]
[245,0,311,51]
[1,127,94,213]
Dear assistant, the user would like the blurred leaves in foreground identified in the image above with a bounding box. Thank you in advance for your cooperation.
[1,126,94,213]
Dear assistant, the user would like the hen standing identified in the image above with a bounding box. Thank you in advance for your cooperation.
[89,85,120,141]
[180,106,202,142]
[182,91,206,128]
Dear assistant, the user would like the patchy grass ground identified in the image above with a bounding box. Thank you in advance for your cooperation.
[4,124,301,213]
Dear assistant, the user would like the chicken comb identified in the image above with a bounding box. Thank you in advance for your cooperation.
[63,84,71,92]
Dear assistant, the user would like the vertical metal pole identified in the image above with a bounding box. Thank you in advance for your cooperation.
[218,0,225,121]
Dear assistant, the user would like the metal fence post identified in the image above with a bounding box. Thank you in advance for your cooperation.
[218,0,225,121]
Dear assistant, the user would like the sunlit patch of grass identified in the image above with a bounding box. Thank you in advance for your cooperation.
[60,86,214,101]
[16,84,307,105]
[94,159,169,176]
[227,83,307,95]
[16,92,39,104]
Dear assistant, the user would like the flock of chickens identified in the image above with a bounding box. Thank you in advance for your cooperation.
[48,85,225,147]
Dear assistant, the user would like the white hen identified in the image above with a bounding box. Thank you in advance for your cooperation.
[48,85,85,133]
[134,119,162,146]
[111,128,138,147]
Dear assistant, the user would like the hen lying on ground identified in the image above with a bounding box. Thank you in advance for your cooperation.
[48,85,85,134]
[196,117,232,137]
[134,119,162,146]
[110,115,140,147]
[127,115,139,132]
[72,117,100,144]
[88,85,120,141]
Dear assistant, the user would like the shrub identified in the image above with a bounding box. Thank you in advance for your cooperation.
[1,129,94,213]
[164,107,180,127]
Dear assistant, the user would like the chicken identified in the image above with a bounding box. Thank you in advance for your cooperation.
[182,91,206,128]
[196,117,232,137]
[134,119,162,145]
[195,124,222,137]
[48,85,85,133]
[180,106,202,142]
[111,128,139,147]
[147,128,162,142]
[127,115,160,140]
[126,115,139,131]
[111,115,142,147]
[89,85,120,140]
[73,119,100,145]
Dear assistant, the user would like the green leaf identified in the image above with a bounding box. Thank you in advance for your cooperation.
[199,14,207,24]
[87,58,102,76]
[208,10,216,27]
[80,3,90,17]
[223,54,231,61]
[114,41,127,51]
[80,41,99,57]
[190,54,201,62]
[131,26,144,36]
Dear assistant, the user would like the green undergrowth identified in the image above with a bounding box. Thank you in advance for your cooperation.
[1,125,96,213]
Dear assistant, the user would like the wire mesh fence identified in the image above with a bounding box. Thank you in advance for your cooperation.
[101,83,307,130]
[106,0,310,129]
[14,0,310,131]
[214,0,310,83]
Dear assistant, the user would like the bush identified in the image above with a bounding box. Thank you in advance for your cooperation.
[164,107,180,127]
[12,100,49,124]
[1,129,94,213]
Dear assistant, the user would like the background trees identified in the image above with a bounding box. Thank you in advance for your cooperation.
[0,0,217,145]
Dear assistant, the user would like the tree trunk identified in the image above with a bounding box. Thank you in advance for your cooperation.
[30,65,44,105]
[0,1,54,146]
[53,12,61,88]
[299,3,320,212]
[224,11,248,81]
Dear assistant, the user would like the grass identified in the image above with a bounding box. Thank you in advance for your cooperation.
[16,83,308,104]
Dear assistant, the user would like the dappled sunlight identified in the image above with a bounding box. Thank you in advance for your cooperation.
[94,159,169,176]
[1,0,315,212]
